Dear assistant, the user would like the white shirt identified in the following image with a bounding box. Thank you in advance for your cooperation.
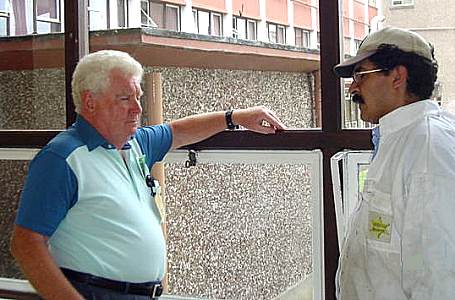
[337,100,455,300]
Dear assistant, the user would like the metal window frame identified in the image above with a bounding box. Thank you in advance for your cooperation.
[0,1,371,299]
[0,11,10,36]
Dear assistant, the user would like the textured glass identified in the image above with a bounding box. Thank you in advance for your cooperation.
[165,162,313,299]
[0,69,65,129]
[0,160,29,279]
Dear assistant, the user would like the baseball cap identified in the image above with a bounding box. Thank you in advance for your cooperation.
[334,27,433,78]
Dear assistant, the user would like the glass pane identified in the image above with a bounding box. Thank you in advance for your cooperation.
[36,0,58,19]
[0,0,7,11]
[151,2,164,28]
[165,6,178,31]
[151,67,314,128]
[212,14,221,36]
[88,0,107,30]
[117,0,126,27]
[295,28,302,47]
[237,17,246,39]
[0,17,6,36]
[162,150,321,299]
[140,0,149,25]
[197,10,209,35]
[268,23,276,43]
[277,26,285,44]
[247,20,256,40]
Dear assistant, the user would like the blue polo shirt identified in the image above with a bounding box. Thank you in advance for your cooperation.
[16,115,172,282]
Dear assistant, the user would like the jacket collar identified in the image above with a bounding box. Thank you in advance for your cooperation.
[378,100,440,138]
[74,115,131,151]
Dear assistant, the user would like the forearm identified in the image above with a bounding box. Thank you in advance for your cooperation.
[10,225,84,300]
[169,111,226,149]
[169,106,286,149]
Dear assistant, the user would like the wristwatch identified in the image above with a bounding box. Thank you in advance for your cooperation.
[225,109,239,130]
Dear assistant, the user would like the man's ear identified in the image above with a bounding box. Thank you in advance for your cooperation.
[81,91,96,113]
[391,65,408,89]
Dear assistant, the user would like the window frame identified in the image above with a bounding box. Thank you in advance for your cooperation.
[232,16,257,41]
[295,27,311,48]
[141,1,181,31]
[33,0,62,34]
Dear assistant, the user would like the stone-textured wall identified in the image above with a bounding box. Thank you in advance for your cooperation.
[0,66,315,299]
[0,69,66,129]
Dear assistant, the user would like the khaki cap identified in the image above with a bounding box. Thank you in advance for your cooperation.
[334,27,433,78]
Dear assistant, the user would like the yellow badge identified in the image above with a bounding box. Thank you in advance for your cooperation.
[368,211,391,243]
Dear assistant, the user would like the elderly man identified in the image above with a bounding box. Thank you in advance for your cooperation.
[10,50,286,300]
[333,27,455,299]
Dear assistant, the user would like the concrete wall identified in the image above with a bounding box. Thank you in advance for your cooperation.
[383,0,455,111]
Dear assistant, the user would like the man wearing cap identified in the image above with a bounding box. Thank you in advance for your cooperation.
[334,27,455,299]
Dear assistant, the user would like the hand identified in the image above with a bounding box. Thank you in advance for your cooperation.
[233,106,287,134]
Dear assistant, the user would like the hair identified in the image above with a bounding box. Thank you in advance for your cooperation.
[368,44,438,101]
[71,50,144,113]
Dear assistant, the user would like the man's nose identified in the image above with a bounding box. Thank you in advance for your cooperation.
[131,98,142,113]
[348,80,359,94]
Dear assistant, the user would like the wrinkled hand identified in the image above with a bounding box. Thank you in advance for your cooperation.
[233,106,287,134]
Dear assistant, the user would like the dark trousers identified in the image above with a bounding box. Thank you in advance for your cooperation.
[69,279,158,300]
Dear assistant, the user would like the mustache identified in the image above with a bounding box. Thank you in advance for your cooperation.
[351,93,364,104]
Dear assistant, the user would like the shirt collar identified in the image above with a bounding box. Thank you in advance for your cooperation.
[378,99,441,138]
[74,115,131,151]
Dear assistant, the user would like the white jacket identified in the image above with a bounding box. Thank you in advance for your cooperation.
[337,100,455,300]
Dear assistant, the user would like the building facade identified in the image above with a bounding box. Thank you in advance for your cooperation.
[382,0,454,111]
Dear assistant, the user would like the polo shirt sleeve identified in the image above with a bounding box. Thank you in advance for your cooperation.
[135,123,173,167]
[15,149,78,237]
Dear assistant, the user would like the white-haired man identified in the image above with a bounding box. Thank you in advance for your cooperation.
[334,27,455,299]
[10,50,286,300]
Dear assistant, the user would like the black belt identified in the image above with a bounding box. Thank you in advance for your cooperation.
[61,268,163,298]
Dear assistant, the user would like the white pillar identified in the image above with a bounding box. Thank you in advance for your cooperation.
[286,0,295,46]
[258,0,268,42]
[181,0,195,33]
[349,0,355,55]
[224,0,233,37]
[310,0,318,49]
[128,0,142,28]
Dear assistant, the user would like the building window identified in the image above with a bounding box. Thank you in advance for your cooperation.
[247,20,256,40]
[343,37,351,55]
[354,39,362,52]
[343,80,373,128]
[34,0,62,34]
[295,28,310,48]
[193,9,222,36]
[142,1,180,31]
[88,0,108,30]
[233,16,257,41]
[0,0,10,36]
[391,0,414,7]
[117,0,128,28]
[433,81,443,105]
[268,23,286,44]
